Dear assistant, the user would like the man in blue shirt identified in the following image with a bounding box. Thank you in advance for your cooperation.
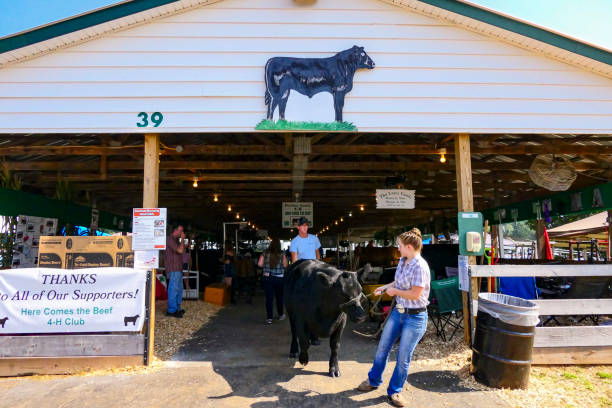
[289,216,322,346]
[290,217,321,262]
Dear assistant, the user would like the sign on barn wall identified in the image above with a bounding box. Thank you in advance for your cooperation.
[282,202,314,228]
[376,189,415,209]
[256,46,375,131]
[0,267,146,334]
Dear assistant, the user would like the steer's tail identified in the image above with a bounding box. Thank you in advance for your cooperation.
[264,59,271,107]
[265,89,271,106]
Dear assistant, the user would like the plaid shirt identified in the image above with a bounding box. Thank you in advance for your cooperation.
[394,254,430,309]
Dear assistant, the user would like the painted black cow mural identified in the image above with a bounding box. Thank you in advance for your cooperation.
[264,46,375,122]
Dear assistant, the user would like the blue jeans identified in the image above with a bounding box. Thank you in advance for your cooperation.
[167,271,183,313]
[368,308,428,396]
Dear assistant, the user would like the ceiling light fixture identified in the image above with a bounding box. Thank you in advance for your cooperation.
[227,205,232,212]
[192,177,198,188]
[439,148,447,163]
[213,194,219,202]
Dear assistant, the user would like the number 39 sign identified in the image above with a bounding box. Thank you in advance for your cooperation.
[136,112,164,128]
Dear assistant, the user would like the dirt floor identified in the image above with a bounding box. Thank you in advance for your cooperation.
[1,291,611,408]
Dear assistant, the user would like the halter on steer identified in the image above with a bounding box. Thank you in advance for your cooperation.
[339,292,367,313]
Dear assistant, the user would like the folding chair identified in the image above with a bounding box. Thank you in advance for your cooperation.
[428,276,464,342]
[566,276,612,325]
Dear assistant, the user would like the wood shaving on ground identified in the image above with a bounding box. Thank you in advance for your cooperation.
[154,299,220,360]
[0,299,218,381]
[412,321,612,408]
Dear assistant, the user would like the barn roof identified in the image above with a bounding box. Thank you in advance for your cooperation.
[0,0,611,77]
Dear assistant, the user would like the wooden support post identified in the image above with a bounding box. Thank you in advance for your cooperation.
[454,133,477,346]
[143,134,159,366]
[535,219,546,260]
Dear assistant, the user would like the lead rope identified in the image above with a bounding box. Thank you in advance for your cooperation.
[354,292,396,339]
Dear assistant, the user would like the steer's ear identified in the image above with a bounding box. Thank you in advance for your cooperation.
[317,272,334,287]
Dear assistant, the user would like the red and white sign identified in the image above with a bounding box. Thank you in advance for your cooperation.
[132,208,167,250]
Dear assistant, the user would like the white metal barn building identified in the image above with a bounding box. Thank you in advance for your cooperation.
[1,0,611,134]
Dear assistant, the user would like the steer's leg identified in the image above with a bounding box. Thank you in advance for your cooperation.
[288,312,299,359]
[297,323,311,366]
[278,89,290,120]
[333,92,345,122]
[329,314,347,377]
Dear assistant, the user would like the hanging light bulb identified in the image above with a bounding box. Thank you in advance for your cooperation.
[360,205,365,211]
[340,217,344,222]
[192,177,198,188]
[213,194,219,202]
[236,213,240,219]
[334,220,338,225]
[348,211,353,217]
[227,205,232,212]
[247,222,251,226]
[439,148,447,163]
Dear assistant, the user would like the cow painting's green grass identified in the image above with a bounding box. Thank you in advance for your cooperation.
[255,119,357,131]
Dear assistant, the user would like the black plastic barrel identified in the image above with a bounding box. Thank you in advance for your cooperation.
[471,293,539,389]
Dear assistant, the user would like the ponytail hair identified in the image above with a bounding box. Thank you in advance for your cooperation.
[397,228,423,252]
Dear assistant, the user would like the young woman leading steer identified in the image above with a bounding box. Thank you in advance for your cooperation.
[357,228,430,407]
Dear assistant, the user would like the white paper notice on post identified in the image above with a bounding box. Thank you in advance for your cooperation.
[458,255,469,292]
[132,208,167,250]
[134,250,159,269]
[0,267,146,334]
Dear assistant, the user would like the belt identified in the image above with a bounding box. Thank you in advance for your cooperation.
[396,306,426,314]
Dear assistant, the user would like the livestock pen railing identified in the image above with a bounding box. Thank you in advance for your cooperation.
[469,264,612,365]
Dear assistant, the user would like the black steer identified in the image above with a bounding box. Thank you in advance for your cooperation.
[284,259,367,377]
[264,45,375,122]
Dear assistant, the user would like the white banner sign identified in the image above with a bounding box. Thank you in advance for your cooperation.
[0,267,146,334]
[132,208,167,250]
[282,202,314,228]
[376,189,415,209]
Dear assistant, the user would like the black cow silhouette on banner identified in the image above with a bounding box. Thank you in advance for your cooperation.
[264,46,375,122]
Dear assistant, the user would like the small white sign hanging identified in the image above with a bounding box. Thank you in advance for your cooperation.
[282,202,314,228]
[376,189,415,209]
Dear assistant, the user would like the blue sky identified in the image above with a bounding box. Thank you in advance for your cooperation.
[0,0,610,50]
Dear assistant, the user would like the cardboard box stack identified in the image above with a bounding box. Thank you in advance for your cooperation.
[38,236,133,269]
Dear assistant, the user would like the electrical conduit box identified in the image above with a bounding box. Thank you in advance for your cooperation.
[458,212,485,256]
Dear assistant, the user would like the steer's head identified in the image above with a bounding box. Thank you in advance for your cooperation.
[319,269,368,323]
[352,45,375,70]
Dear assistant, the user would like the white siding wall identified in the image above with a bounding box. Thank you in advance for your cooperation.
[1,0,611,133]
